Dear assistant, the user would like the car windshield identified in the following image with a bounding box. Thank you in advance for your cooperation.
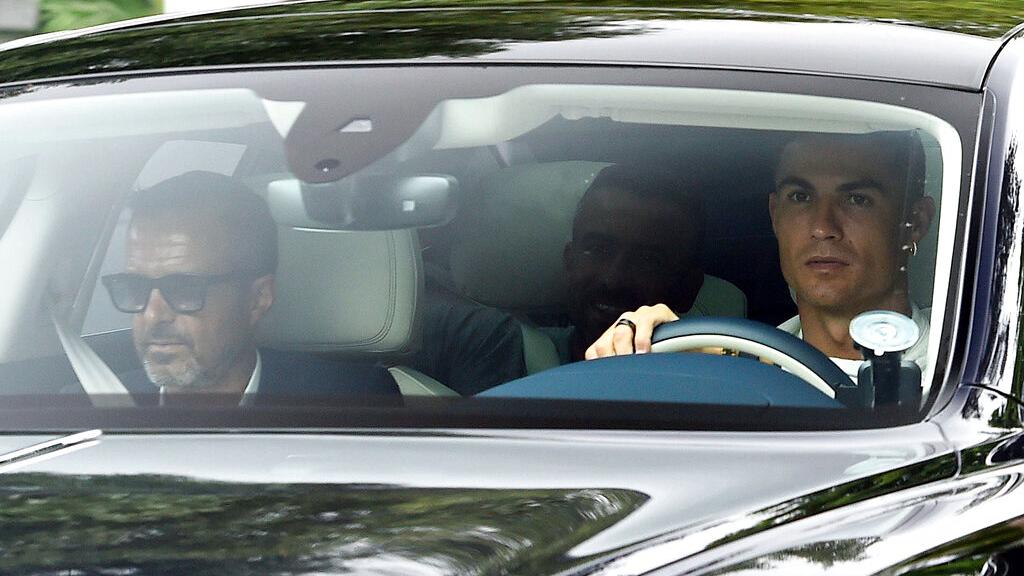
[0,67,968,431]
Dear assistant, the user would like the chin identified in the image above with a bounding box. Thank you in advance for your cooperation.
[143,358,204,389]
[795,287,854,311]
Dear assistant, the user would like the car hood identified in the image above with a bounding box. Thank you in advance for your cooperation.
[0,427,956,574]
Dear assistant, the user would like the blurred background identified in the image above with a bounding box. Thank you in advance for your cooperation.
[0,0,274,42]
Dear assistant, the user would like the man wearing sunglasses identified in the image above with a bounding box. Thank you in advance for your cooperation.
[102,171,399,405]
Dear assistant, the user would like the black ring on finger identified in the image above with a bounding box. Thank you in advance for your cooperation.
[615,318,637,353]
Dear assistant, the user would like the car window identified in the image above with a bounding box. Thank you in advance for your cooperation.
[0,68,971,430]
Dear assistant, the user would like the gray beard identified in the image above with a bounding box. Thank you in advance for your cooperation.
[142,356,205,389]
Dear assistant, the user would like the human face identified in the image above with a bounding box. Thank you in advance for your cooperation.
[769,135,927,316]
[127,212,261,390]
[564,186,702,342]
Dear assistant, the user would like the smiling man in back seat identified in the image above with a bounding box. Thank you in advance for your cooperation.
[100,171,400,406]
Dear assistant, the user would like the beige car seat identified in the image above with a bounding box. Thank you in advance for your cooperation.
[257,185,457,396]
[449,161,747,374]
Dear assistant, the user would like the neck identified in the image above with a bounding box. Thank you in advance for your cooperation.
[797,294,912,360]
[164,346,258,402]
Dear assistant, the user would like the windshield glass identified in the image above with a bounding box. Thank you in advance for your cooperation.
[0,68,968,430]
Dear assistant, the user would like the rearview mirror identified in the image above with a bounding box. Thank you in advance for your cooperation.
[267,174,457,230]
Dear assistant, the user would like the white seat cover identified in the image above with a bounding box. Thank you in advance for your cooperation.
[258,226,422,356]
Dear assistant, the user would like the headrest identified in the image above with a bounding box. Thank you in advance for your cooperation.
[258,226,422,355]
[450,161,608,310]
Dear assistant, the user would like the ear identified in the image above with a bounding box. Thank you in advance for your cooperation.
[248,274,275,326]
[908,196,936,243]
[767,192,779,236]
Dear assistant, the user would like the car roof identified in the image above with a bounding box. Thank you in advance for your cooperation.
[0,1,1019,90]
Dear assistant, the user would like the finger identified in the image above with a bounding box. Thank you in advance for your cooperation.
[633,316,654,354]
[611,322,637,356]
[585,325,617,359]
[633,304,679,353]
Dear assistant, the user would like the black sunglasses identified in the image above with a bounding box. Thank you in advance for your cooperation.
[101,272,252,314]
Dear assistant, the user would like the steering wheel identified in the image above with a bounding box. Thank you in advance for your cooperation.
[651,317,855,398]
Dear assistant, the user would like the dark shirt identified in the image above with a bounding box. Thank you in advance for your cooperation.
[410,288,526,395]
[116,348,400,406]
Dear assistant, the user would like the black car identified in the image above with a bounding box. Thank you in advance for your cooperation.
[0,2,1023,574]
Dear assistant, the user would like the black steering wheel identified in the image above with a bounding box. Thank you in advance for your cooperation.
[651,317,855,398]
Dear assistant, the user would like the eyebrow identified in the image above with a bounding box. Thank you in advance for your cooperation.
[775,176,888,195]
[837,178,886,194]
[775,176,813,190]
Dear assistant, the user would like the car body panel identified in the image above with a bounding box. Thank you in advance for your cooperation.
[961,29,1024,405]
[0,421,957,574]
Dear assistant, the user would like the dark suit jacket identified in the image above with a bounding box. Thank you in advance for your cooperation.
[409,287,526,395]
[118,348,400,406]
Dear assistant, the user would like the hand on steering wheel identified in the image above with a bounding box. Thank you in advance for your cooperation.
[585,305,854,397]
[585,304,678,359]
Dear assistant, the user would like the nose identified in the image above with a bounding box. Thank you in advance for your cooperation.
[810,198,843,241]
[141,288,176,323]
[599,251,631,288]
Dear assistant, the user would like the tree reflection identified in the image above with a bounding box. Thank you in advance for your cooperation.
[714,537,880,573]
[2,2,1022,83]
[0,473,647,574]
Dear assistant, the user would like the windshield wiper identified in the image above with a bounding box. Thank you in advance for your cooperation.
[0,429,102,472]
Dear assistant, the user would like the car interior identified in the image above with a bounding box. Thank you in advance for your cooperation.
[0,78,957,412]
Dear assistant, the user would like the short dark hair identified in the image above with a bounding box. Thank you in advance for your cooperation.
[129,171,278,276]
[577,163,706,251]
[776,130,927,201]
[875,130,927,201]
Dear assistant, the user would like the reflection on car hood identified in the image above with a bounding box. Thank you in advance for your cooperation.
[0,428,955,574]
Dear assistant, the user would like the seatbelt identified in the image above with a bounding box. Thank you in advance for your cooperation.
[49,307,134,408]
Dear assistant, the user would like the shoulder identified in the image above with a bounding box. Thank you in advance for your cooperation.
[425,288,520,337]
[912,305,931,332]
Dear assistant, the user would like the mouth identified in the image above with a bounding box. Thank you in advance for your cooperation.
[145,341,188,353]
[804,256,850,272]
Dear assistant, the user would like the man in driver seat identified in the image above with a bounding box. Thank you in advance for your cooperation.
[585,130,935,383]
[100,171,400,405]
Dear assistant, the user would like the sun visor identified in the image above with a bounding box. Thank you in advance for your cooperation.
[428,85,954,149]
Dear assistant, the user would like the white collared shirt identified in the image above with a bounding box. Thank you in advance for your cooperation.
[778,305,930,385]
[160,349,262,406]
